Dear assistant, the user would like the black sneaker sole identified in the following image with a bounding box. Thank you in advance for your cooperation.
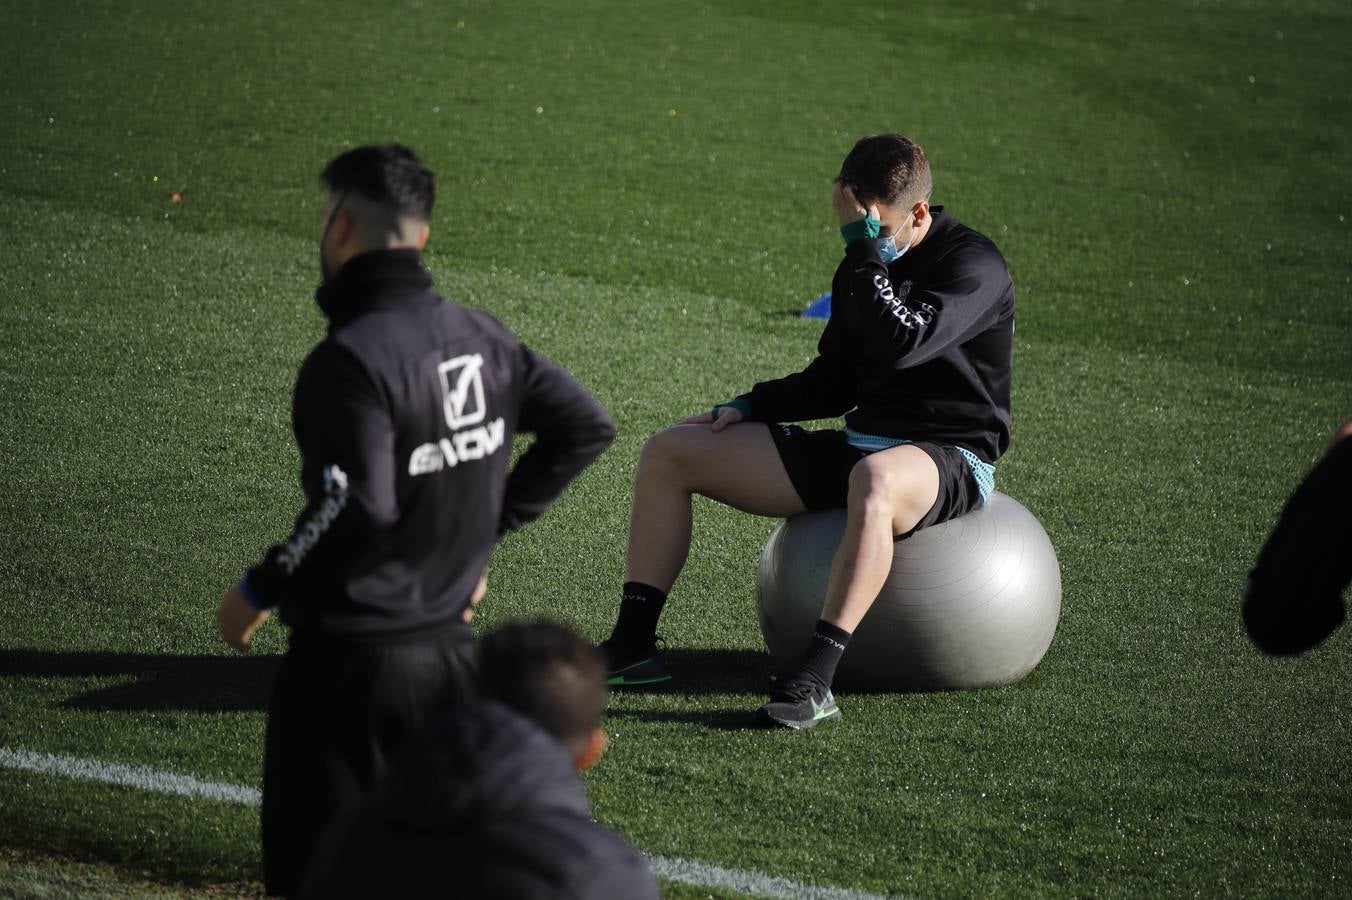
[754,700,842,730]
[604,654,674,691]
[755,709,840,730]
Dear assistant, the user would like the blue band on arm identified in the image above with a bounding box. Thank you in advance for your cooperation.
[840,215,881,245]
[239,574,272,611]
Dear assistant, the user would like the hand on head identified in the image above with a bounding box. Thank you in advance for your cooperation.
[832,181,879,227]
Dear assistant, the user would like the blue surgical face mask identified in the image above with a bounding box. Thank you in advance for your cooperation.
[876,215,914,265]
[876,235,903,265]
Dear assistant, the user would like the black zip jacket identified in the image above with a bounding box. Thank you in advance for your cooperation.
[299,702,660,900]
[245,250,616,640]
[739,207,1014,463]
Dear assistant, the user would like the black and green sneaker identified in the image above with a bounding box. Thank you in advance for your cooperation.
[600,638,673,689]
[755,677,841,729]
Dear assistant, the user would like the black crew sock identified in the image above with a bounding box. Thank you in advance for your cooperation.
[609,581,668,650]
[795,620,853,690]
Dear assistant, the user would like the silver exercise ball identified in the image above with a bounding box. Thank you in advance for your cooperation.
[756,492,1061,692]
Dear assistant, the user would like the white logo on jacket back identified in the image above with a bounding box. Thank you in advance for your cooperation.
[410,353,506,477]
[439,354,486,428]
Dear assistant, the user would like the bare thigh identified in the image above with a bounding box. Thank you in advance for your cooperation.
[847,443,941,535]
[641,422,808,518]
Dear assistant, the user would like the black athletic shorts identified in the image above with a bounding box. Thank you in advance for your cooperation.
[766,424,983,539]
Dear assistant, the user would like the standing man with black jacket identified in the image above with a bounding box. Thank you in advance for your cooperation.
[215,144,616,895]
[601,133,1015,729]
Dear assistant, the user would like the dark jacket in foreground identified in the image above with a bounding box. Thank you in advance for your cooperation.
[1243,435,1351,654]
[300,702,660,900]
[246,250,616,640]
[739,207,1014,463]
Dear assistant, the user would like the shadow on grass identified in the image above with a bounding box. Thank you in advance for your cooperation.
[3,646,780,720]
[0,649,279,712]
[605,648,776,731]
[606,707,763,731]
[661,647,776,694]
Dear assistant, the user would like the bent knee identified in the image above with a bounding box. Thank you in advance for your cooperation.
[638,427,680,469]
[847,455,933,523]
[637,425,707,480]
[847,458,899,514]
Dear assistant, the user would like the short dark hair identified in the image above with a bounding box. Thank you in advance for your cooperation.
[478,620,607,756]
[320,143,436,224]
[837,133,932,208]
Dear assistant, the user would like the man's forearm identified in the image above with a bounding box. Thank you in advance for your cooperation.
[498,420,615,534]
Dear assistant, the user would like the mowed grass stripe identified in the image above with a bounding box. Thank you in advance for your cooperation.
[0,746,896,900]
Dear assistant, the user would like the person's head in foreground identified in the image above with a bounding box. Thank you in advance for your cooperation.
[479,618,610,769]
[300,619,657,900]
[318,142,436,280]
[836,132,934,258]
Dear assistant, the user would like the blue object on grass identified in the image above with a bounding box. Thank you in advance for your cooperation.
[801,292,832,319]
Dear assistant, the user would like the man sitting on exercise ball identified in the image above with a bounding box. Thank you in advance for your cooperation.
[601,133,1016,729]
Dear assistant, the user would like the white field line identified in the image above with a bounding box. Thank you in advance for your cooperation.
[1,746,896,900]
[0,747,261,805]
[645,854,897,900]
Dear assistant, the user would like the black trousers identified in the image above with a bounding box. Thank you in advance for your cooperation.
[261,626,477,896]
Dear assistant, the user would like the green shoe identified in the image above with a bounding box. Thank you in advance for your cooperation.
[755,677,841,729]
[601,638,673,689]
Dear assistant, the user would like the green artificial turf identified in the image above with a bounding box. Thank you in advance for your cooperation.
[0,846,257,898]
[2,0,1350,896]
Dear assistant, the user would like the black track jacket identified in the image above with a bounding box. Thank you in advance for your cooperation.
[245,250,616,640]
[739,207,1014,463]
